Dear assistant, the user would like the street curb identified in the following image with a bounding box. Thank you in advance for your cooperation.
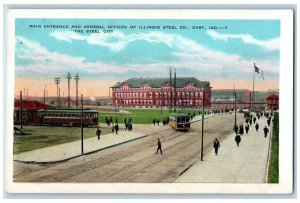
[14,135,149,165]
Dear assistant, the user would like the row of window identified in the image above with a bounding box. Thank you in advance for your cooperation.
[114,91,204,99]
[115,100,203,106]
[39,113,98,119]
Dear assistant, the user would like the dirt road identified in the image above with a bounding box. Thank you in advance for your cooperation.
[14,113,244,183]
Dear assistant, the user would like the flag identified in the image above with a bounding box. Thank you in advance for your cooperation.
[254,63,260,73]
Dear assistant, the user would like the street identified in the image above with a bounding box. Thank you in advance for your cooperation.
[14,113,244,183]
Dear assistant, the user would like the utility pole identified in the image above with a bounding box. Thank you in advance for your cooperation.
[201,91,205,161]
[66,72,72,108]
[81,94,84,154]
[44,88,46,105]
[174,68,177,112]
[54,77,61,106]
[20,91,23,129]
[234,92,237,126]
[169,67,172,112]
[74,73,79,108]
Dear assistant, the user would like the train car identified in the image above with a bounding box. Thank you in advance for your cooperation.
[169,113,191,131]
[37,109,98,127]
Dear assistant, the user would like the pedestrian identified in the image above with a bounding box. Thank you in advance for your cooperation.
[235,134,241,147]
[153,118,156,126]
[249,118,252,126]
[213,138,220,155]
[155,138,163,154]
[263,125,269,138]
[253,117,256,124]
[96,127,102,140]
[255,123,259,132]
[239,124,244,135]
[245,123,249,134]
[267,118,271,127]
[115,123,119,135]
[233,124,238,134]
[112,125,115,134]
[156,119,160,126]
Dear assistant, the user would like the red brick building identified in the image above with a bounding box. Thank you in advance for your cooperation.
[267,94,279,110]
[111,77,211,109]
[14,100,51,125]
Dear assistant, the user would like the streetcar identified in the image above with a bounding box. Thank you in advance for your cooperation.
[37,109,99,127]
[168,113,191,131]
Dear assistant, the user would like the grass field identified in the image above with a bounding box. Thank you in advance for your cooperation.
[98,108,206,124]
[268,112,279,183]
[13,125,111,154]
[14,108,208,154]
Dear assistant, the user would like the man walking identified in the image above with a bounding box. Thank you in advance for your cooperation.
[255,123,259,132]
[213,138,220,155]
[155,138,163,154]
[245,123,250,134]
[235,134,241,147]
[263,125,269,138]
[96,127,101,140]
[115,123,119,135]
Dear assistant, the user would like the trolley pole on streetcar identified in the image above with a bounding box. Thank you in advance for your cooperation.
[81,94,84,154]
[201,91,205,161]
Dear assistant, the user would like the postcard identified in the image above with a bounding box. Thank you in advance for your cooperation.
[5,9,293,194]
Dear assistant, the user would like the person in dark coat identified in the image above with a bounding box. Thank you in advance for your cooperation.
[153,119,156,126]
[249,118,252,126]
[235,134,241,147]
[253,117,257,124]
[115,123,119,134]
[245,123,250,134]
[96,127,101,140]
[267,118,271,127]
[255,123,259,132]
[233,124,238,134]
[263,126,269,138]
[213,138,220,155]
[156,119,160,126]
[155,138,163,154]
[239,124,244,135]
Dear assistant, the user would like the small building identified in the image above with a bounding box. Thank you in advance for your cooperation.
[111,77,211,109]
[14,100,51,125]
[267,94,279,110]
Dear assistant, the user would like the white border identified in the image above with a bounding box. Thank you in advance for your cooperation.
[5,9,294,194]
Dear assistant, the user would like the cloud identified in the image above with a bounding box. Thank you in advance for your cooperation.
[50,30,205,53]
[16,35,279,82]
[207,30,280,51]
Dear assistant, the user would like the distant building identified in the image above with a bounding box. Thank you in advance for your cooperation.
[14,100,51,125]
[267,94,279,110]
[111,77,211,109]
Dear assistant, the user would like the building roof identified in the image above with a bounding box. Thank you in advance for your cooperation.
[267,94,279,99]
[14,100,51,111]
[112,77,210,88]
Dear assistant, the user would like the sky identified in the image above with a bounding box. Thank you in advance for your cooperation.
[15,19,280,97]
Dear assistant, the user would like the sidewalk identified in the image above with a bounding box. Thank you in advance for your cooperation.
[13,129,152,163]
[175,115,272,183]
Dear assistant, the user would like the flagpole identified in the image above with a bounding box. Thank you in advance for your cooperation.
[252,63,255,110]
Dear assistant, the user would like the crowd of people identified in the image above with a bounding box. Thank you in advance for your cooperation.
[232,110,274,148]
